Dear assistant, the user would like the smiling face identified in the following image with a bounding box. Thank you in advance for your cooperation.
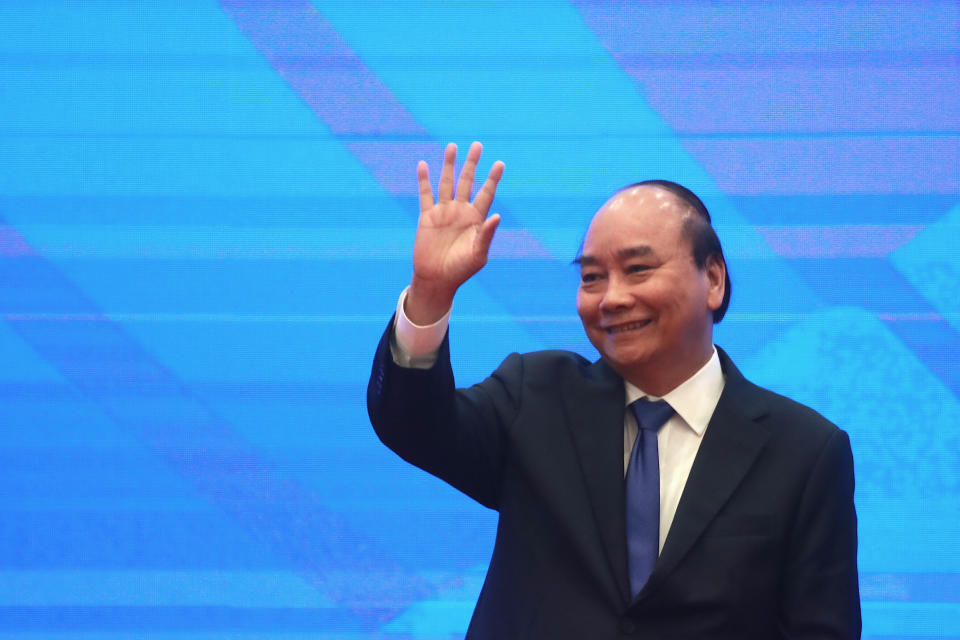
[575,186,725,395]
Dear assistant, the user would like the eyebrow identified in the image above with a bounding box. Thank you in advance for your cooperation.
[573,245,654,266]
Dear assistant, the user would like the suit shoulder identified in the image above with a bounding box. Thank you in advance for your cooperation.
[745,381,846,453]
[485,349,596,392]
[718,346,839,439]
[509,349,595,378]
[760,385,836,427]
[516,349,592,367]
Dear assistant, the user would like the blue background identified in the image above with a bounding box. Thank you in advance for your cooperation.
[1,1,958,637]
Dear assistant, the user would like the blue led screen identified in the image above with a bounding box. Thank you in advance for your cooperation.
[0,1,958,637]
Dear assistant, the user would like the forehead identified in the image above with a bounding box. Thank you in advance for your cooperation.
[582,186,690,253]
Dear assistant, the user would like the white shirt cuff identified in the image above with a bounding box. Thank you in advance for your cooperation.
[390,286,450,369]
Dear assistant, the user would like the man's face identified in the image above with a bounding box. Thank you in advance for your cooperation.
[575,186,725,393]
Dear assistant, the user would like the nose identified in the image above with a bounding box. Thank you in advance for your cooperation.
[599,274,634,312]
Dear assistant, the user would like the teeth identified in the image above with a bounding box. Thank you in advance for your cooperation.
[608,320,649,334]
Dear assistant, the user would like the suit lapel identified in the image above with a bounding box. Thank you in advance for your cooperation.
[560,350,773,606]
[638,349,771,600]
[560,358,633,605]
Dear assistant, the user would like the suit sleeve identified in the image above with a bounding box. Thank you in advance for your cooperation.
[366,317,523,510]
[780,428,861,638]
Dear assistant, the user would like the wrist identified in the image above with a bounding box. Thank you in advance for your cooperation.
[406,277,455,326]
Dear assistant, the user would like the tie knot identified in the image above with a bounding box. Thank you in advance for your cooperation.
[630,397,674,432]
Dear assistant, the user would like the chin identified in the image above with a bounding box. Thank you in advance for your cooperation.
[602,347,653,372]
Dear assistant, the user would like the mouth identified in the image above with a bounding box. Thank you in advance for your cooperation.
[604,319,652,335]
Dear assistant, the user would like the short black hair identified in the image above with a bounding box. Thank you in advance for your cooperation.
[579,180,731,323]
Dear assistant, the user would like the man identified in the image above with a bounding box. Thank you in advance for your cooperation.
[367,142,860,638]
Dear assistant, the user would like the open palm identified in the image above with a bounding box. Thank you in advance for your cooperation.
[411,142,504,303]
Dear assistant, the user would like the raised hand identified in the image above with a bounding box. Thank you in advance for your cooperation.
[406,141,504,325]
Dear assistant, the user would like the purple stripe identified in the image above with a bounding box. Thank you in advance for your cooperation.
[682,137,960,195]
[218,1,556,299]
[860,572,960,602]
[620,66,960,134]
[345,141,445,196]
[0,225,36,257]
[882,313,960,398]
[0,606,389,632]
[0,217,427,620]
[220,0,427,136]
[572,0,960,194]
[572,1,959,55]
[757,225,924,258]
[593,51,960,69]
[574,1,958,137]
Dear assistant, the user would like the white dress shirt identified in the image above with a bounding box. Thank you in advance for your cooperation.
[390,287,726,554]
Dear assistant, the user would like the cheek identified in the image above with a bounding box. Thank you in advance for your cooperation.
[577,293,604,322]
[575,293,591,319]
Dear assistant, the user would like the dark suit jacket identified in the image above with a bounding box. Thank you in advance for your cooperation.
[368,321,860,639]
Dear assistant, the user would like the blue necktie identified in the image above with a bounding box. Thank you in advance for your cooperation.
[626,397,674,598]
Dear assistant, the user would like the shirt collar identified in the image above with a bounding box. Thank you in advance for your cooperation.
[623,347,725,436]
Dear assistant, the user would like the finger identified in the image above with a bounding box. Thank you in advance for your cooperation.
[417,161,434,212]
[455,141,482,202]
[472,160,505,216]
[437,142,457,202]
[474,213,501,262]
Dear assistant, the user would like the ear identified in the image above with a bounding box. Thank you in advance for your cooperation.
[704,254,726,312]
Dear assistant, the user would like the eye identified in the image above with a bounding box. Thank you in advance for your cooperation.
[627,264,651,274]
[580,271,603,284]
